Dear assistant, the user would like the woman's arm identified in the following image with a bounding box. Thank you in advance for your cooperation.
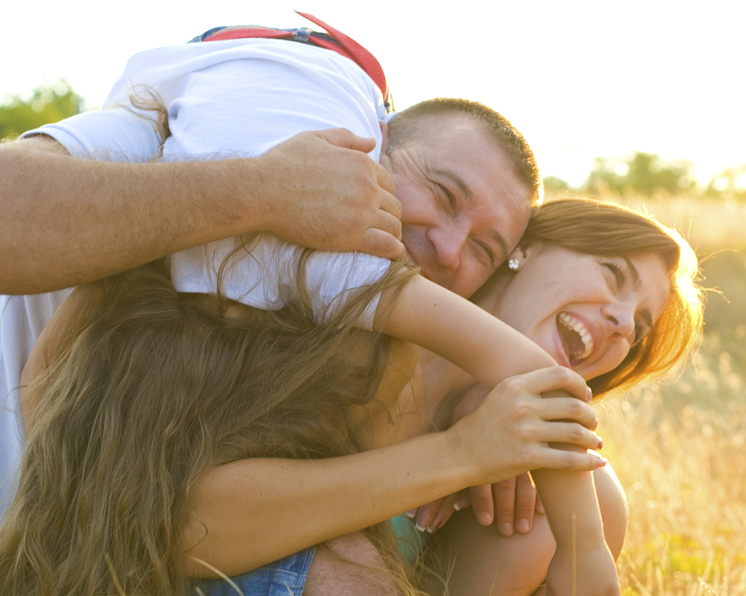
[380,275,558,384]
[380,275,620,595]
[182,368,602,576]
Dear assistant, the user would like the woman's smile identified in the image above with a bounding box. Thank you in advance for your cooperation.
[484,243,671,381]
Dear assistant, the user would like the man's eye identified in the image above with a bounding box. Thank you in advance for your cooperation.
[475,241,496,267]
[437,184,457,212]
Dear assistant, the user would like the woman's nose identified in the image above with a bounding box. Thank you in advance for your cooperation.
[603,302,636,339]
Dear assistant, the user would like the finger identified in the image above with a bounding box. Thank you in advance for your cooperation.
[359,228,406,260]
[532,448,607,472]
[374,164,397,199]
[315,128,377,154]
[535,492,545,515]
[538,397,598,430]
[510,366,589,402]
[513,473,537,534]
[539,421,603,450]
[374,210,403,241]
[426,492,462,534]
[493,477,517,536]
[469,484,495,526]
[414,499,442,532]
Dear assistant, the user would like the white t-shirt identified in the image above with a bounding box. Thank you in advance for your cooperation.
[0,38,394,518]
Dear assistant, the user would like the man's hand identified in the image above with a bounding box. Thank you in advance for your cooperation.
[0,128,403,295]
[255,128,405,260]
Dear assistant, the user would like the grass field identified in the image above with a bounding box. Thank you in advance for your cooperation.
[559,193,746,595]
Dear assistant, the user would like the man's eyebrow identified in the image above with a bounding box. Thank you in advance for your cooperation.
[432,168,474,203]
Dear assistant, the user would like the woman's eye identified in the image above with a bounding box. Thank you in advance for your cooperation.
[632,323,646,346]
[603,262,625,289]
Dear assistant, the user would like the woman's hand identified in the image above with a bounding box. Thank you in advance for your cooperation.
[444,367,605,501]
[409,370,598,533]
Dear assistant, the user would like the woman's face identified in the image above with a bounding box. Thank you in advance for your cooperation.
[485,243,671,381]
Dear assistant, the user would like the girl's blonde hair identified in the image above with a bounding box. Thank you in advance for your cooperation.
[0,254,421,595]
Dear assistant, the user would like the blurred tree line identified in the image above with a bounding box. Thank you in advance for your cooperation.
[3,81,744,201]
[0,80,82,140]
[545,152,746,201]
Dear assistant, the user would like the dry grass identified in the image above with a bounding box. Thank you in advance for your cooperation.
[565,192,746,595]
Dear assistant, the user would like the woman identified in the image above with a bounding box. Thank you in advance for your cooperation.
[0,199,702,596]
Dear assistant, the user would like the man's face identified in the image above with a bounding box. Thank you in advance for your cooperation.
[380,115,532,298]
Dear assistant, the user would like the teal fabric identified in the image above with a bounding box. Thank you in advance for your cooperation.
[391,514,429,564]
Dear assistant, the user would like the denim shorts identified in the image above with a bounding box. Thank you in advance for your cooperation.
[191,547,315,596]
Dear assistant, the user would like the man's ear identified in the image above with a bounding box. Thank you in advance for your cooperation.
[379,120,389,152]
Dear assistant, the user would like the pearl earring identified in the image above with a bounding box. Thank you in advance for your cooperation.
[507,258,520,271]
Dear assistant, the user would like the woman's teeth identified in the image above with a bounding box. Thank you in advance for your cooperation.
[558,312,594,361]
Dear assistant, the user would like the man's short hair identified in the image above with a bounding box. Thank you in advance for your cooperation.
[387,98,543,206]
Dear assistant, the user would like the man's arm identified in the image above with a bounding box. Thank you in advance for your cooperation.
[0,129,404,294]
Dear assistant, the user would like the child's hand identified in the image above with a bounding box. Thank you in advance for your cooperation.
[545,542,620,596]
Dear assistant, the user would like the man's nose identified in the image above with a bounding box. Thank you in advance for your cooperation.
[602,301,636,340]
[427,222,469,270]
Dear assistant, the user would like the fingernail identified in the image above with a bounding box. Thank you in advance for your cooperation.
[597,436,604,450]
[405,509,417,519]
[499,523,514,536]
[596,457,608,469]
[478,512,493,526]
[453,496,470,511]
[427,514,443,534]
[415,510,432,532]
[586,387,593,402]
[516,519,530,534]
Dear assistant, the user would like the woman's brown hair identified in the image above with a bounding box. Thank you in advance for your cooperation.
[499,197,703,396]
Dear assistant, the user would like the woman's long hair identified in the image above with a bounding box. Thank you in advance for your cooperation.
[475,197,704,397]
[0,253,418,595]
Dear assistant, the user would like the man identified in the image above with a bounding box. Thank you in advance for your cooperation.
[0,20,544,591]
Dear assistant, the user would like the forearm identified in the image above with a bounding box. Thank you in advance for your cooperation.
[185,430,474,577]
[381,275,557,386]
[533,451,620,595]
[0,138,262,293]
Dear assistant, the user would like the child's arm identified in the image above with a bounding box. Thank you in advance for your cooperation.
[379,275,620,596]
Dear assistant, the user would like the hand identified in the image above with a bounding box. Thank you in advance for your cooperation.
[545,543,620,596]
[255,128,405,259]
[451,385,545,532]
[446,367,605,489]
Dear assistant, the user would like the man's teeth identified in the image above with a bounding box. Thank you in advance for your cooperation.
[558,312,594,361]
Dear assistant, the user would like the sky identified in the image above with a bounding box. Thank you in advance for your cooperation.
[3,1,744,186]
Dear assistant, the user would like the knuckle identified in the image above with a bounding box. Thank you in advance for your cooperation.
[502,377,524,395]
[563,453,580,470]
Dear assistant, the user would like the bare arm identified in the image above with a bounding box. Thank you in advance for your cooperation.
[382,275,620,595]
[0,129,404,294]
[181,368,602,576]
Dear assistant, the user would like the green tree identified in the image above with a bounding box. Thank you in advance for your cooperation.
[705,165,746,201]
[584,151,695,197]
[0,80,82,140]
